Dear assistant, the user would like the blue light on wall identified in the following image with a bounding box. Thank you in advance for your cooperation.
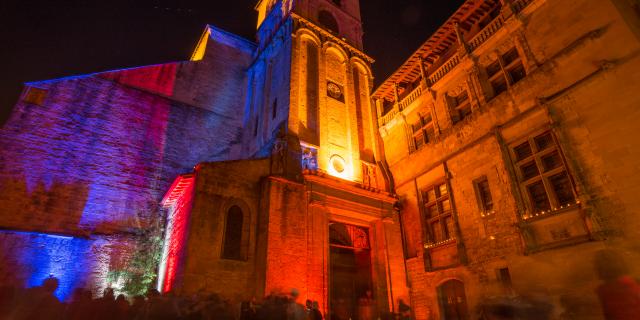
[4,231,93,301]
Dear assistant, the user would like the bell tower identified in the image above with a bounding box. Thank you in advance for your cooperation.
[256,0,364,48]
[248,0,381,187]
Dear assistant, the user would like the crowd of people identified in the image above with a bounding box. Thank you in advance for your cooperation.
[0,277,330,320]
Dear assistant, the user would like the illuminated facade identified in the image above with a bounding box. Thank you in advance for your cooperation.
[1,0,639,319]
[372,0,640,319]
[0,0,408,315]
[158,0,409,315]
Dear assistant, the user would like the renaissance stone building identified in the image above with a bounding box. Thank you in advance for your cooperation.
[0,0,639,319]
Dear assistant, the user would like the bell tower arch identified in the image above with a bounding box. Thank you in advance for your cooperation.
[293,0,364,49]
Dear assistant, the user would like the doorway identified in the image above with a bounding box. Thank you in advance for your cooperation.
[329,222,374,320]
[437,279,469,320]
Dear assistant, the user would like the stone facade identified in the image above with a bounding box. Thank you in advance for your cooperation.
[161,0,409,316]
[373,0,640,318]
[1,0,639,319]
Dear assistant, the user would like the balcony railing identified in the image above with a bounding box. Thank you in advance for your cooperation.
[468,16,505,52]
[398,85,423,111]
[379,108,398,126]
[378,0,535,126]
[428,53,461,85]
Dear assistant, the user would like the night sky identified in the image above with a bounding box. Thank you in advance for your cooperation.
[0,0,463,124]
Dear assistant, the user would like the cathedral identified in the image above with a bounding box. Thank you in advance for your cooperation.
[1,0,640,319]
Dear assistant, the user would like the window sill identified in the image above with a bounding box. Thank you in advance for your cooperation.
[518,203,594,254]
[480,210,496,218]
[423,237,456,249]
[423,238,461,271]
[521,200,581,222]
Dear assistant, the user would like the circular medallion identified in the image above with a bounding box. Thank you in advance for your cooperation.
[327,82,342,99]
[330,155,346,173]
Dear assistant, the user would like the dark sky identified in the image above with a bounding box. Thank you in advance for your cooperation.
[0,0,463,124]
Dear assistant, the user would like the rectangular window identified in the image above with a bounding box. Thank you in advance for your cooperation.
[511,130,577,216]
[22,87,48,106]
[496,267,513,289]
[474,177,494,212]
[411,113,435,152]
[421,182,455,243]
[451,90,472,124]
[253,117,259,137]
[486,47,526,99]
[272,98,278,119]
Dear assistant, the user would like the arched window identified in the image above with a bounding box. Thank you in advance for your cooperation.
[306,41,319,144]
[222,205,244,260]
[318,10,339,34]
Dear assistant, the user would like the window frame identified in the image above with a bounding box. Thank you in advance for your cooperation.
[510,130,578,217]
[318,10,340,34]
[486,47,526,99]
[421,182,455,244]
[411,112,435,152]
[449,90,472,125]
[22,87,48,106]
[272,98,278,119]
[473,176,494,215]
[221,204,248,261]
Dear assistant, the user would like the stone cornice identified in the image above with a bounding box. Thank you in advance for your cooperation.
[304,173,396,204]
[290,12,374,64]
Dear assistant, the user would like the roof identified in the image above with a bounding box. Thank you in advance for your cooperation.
[372,0,502,101]
[191,24,257,61]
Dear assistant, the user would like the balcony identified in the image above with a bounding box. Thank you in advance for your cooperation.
[468,15,505,52]
[377,0,536,125]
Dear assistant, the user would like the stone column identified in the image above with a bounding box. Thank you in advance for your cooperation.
[466,64,486,109]
[380,215,410,315]
[419,57,431,89]
[454,23,471,56]
[393,82,401,112]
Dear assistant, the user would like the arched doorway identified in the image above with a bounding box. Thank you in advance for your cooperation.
[437,279,469,320]
[329,222,373,320]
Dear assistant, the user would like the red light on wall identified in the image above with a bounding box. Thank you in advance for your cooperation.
[158,174,195,293]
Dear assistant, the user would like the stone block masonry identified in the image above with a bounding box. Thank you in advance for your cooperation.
[0,25,256,299]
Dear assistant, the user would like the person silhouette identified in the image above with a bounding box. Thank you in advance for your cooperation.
[30,276,64,320]
[358,290,375,320]
[595,249,640,320]
[311,301,323,320]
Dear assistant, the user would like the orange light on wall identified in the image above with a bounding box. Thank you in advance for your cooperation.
[327,154,355,181]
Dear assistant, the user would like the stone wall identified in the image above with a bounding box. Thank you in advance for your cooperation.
[378,0,640,318]
[0,230,136,300]
[177,159,270,299]
[0,25,255,298]
[261,177,309,298]
[242,10,293,159]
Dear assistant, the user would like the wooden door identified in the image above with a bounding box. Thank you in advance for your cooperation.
[437,280,469,320]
